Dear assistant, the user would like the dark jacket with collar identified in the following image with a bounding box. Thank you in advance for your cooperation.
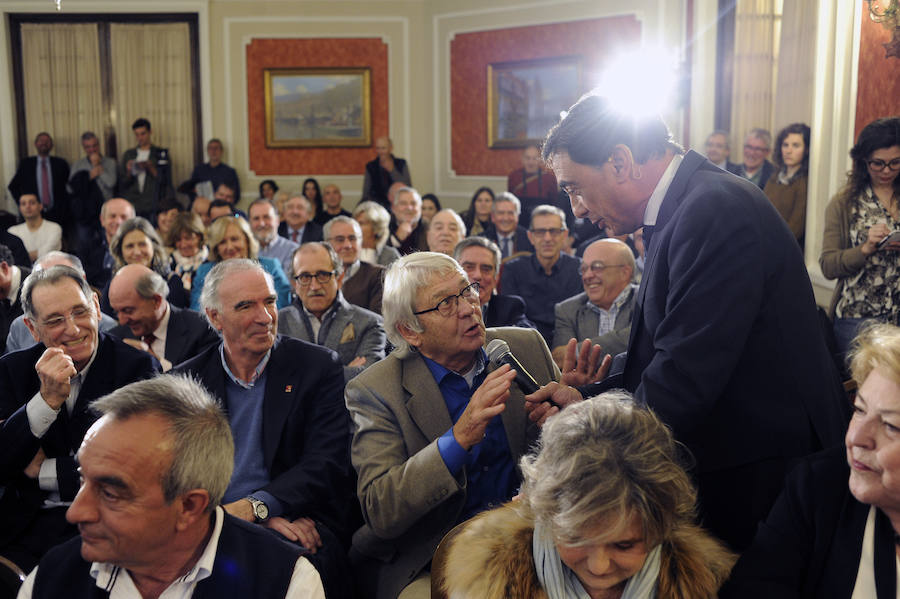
[482,294,534,330]
[277,220,323,244]
[8,155,71,228]
[108,304,220,368]
[727,159,777,190]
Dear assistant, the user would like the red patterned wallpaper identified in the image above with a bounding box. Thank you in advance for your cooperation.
[246,38,388,175]
[855,7,900,138]
[450,17,641,176]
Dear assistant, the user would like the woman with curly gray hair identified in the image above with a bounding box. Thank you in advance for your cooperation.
[437,392,734,599]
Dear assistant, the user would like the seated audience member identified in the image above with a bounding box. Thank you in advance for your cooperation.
[190,195,212,227]
[259,179,279,202]
[278,194,323,244]
[426,209,466,255]
[552,238,637,366]
[214,182,237,206]
[107,264,219,371]
[721,323,900,597]
[453,236,534,329]
[325,216,385,314]
[313,183,350,226]
[119,118,171,218]
[167,211,209,291]
[105,217,189,312]
[460,187,495,236]
[0,244,29,354]
[0,227,31,268]
[66,133,116,251]
[191,138,241,202]
[388,186,429,255]
[727,128,777,189]
[0,266,159,572]
[344,252,560,599]
[17,375,325,599]
[154,195,180,247]
[5,252,118,354]
[249,199,299,276]
[420,193,441,224]
[68,130,117,201]
[437,392,735,599]
[79,197,135,290]
[7,132,70,231]
[208,198,235,222]
[704,129,737,171]
[190,215,292,310]
[507,143,558,228]
[499,204,582,345]
[764,122,811,246]
[302,178,324,219]
[273,190,289,222]
[9,193,62,263]
[480,191,534,259]
[363,137,412,209]
[353,201,401,267]
[176,259,352,599]
[279,243,385,380]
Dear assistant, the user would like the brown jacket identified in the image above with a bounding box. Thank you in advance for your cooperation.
[818,191,869,318]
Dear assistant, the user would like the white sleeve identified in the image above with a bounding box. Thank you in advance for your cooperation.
[16,566,37,599]
[284,556,325,599]
[26,391,60,438]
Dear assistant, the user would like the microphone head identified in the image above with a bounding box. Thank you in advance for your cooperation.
[486,338,512,364]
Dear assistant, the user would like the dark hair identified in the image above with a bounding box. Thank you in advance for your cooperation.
[208,199,235,217]
[542,94,683,166]
[302,178,324,216]
[132,118,151,131]
[259,179,279,197]
[461,187,494,230]
[773,122,811,177]
[167,211,205,247]
[421,193,442,212]
[839,117,900,203]
[0,244,12,267]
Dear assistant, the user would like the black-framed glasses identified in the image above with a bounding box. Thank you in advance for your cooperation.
[413,282,481,317]
[579,261,627,276]
[530,227,565,237]
[867,158,900,172]
[293,271,335,286]
[326,235,358,245]
[743,144,769,154]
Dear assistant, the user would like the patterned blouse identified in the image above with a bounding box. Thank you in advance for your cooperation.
[836,188,900,321]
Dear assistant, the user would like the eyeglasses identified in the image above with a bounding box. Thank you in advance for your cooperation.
[743,144,769,154]
[293,271,335,285]
[326,235,358,245]
[39,305,94,330]
[413,282,481,317]
[867,158,900,172]
[530,227,565,237]
[579,261,627,276]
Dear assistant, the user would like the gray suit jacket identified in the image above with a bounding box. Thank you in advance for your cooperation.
[551,284,637,356]
[345,326,559,599]
[277,293,386,382]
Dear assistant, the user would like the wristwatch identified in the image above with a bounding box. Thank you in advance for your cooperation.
[246,496,269,522]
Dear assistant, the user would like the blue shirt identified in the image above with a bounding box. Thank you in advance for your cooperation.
[425,349,517,521]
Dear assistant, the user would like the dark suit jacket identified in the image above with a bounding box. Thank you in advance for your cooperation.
[277,220,323,243]
[0,333,159,545]
[0,266,30,355]
[7,156,70,227]
[119,145,170,215]
[727,159,777,189]
[482,294,534,329]
[342,261,385,315]
[480,226,534,256]
[174,337,351,537]
[589,151,848,548]
[0,230,32,268]
[108,304,220,368]
[721,448,894,598]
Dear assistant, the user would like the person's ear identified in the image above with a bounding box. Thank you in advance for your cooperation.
[610,144,641,182]
[206,308,223,332]
[396,322,421,349]
[174,489,211,531]
[24,316,40,342]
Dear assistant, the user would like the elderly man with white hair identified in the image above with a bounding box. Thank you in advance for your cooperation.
[344,251,560,599]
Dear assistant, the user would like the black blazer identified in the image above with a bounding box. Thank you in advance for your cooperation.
[483,294,534,329]
[727,159,777,189]
[175,336,351,537]
[108,304,220,367]
[278,220,323,243]
[479,226,534,256]
[0,266,30,355]
[7,156,71,227]
[0,333,160,544]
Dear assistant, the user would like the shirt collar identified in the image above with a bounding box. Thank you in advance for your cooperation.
[422,347,488,389]
[219,343,272,389]
[643,154,683,227]
[152,302,171,341]
[586,283,634,314]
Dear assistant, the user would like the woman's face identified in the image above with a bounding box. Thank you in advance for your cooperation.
[217,225,249,260]
[555,512,649,597]
[846,367,900,513]
[304,181,317,201]
[176,231,201,258]
[421,199,438,223]
[261,182,275,200]
[121,230,153,267]
[475,192,493,218]
[355,214,377,248]
[867,145,900,189]
[781,133,806,169]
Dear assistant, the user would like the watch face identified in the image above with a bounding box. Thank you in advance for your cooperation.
[255,502,269,520]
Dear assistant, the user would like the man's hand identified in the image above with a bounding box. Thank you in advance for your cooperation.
[24,447,46,479]
[35,348,76,410]
[223,499,255,522]
[265,516,322,553]
[452,365,516,450]
[559,338,611,387]
[524,382,584,427]
[348,356,367,367]
[144,161,158,177]
[394,220,414,241]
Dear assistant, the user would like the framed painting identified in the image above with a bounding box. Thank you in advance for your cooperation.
[487,56,582,149]
[264,67,372,147]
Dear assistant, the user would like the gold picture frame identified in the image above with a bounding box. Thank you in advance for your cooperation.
[264,67,372,148]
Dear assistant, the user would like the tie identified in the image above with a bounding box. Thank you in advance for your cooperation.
[291,230,299,243]
[501,236,511,259]
[40,159,51,209]
[142,333,159,359]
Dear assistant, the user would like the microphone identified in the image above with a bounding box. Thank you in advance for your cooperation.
[486,339,541,394]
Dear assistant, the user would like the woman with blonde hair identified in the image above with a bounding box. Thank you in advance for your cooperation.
[438,391,735,599]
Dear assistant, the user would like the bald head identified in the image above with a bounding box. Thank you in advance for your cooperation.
[109,264,169,338]
[580,238,635,310]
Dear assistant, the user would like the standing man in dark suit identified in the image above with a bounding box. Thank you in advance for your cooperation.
[119,118,171,218]
[0,244,30,354]
[479,192,534,259]
[532,93,849,551]
[7,132,70,229]
[453,236,534,329]
[325,216,385,314]
[727,128,777,189]
[278,194,323,243]
[107,264,220,370]
[175,259,353,598]
[0,265,159,571]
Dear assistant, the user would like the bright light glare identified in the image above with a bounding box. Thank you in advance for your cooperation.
[596,46,679,117]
